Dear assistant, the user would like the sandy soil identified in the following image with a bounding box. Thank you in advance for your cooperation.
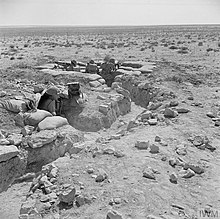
[0,26,220,219]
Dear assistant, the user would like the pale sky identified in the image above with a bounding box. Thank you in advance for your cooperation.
[0,0,220,26]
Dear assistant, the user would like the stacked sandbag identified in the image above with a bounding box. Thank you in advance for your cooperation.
[38,116,69,130]
[0,99,27,113]
[24,110,53,126]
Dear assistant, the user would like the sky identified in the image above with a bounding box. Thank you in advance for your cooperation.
[0,0,220,26]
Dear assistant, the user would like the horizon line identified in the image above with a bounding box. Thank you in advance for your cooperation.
[1,23,220,28]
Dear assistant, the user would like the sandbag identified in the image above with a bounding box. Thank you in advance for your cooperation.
[0,99,27,113]
[24,109,52,126]
[38,116,68,130]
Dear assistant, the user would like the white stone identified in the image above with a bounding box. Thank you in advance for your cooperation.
[0,145,19,162]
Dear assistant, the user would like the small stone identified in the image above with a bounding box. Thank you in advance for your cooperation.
[103,147,115,155]
[187,96,194,100]
[0,91,7,97]
[87,168,94,174]
[206,112,215,118]
[214,120,220,126]
[164,108,178,118]
[96,169,108,182]
[179,168,195,178]
[106,210,123,219]
[126,120,137,131]
[169,101,179,107]
[169,172,178,183]
[169,158,177,167]
[97,95,106,100]
[176,145,187,156]
[161,156,167,161]
[205,143,216,151]
[0,145,19,162]
[155,136,161,142]
[192,136,204,146]
[148,119,157,125]
[110,134,121,140]
[0,138,11,145]
[40,195,50,202]
[99,104,110,115]
[160,141,168,146]
[59,186,76,204]
[147,215,163,219]
[7,133,23,146]
[143,167,156,180]
[187,163,204,174]
[89,80,102,88]
[21,125,35,136]
[141,111,152,120]
[75,195,85,207]
[149,144,160,153]
[176,108,190,113]
[135,140,149,150]
[113,197,121,204]
[114,150,125,158]
[69,143,85,154]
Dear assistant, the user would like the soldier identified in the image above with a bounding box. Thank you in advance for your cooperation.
[85,60,99,74]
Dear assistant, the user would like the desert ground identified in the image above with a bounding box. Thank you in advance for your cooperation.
[0,25,220,219]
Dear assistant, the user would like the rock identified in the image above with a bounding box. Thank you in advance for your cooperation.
[27,130,57,148]
[187,96,194,100]
[186,163,204,174]
[96,169,108,182]
[206,112,215,118]
[164,108,178,118]
[126,120,137,131]
[169,172,178,183]
[205,143,216,151]
[135,140,149,150]
[21,125,35,136]
[39,175,53,188]
[40,194,50,202]
[111,82,122,89]
[59,186,76,204]
[114,150,125,158]
[0,138,11,145]
[113,197,122,204]
[141,111,152,120]
[169,101,179,107]
[99,78,106,84]
[75,195,86,207]
[148,118,157,125]
[192,136,204,147]
[214,120,220,126]
[147,215,163,219]
[99,104,110,115]
[149,144,160,153]
[176,145,187,156]
[20,198,36,215]
[0,91,7,97]
[155,136,161,142]
[148,102,162,111]
[69,143,85,154]
[97,95,106,100]
[89,80,102,88]
[143,167,156,180]
[7,133,23,146]
[176,108,190,113]
[106,210,123,219]
[179,168,195,178]
[87,168,94,174]
[169,158,177,167]
[110,134,121,140]
[0,145,19,162]
[116,87,130,99]
[103,147,116,155]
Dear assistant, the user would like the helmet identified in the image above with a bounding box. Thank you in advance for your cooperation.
[46,86,59,96]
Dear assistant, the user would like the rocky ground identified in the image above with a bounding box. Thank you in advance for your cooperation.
[0,26,220,219]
